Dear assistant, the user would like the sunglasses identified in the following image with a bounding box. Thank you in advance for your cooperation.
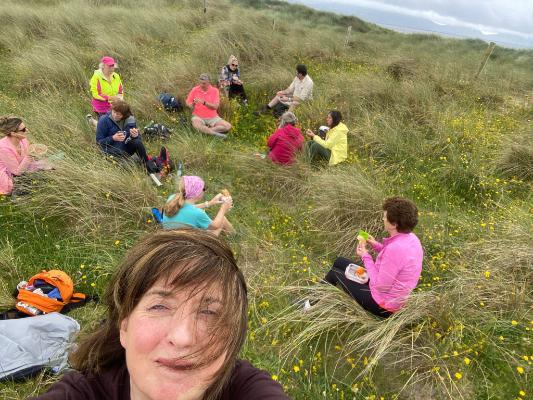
[231,63,238,67]
[17,127,27,133]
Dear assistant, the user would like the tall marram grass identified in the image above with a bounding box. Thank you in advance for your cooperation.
[0,0,532,399]
[303,166,385,255]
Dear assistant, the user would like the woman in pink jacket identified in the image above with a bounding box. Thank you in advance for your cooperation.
[0,116,51,195]
[267,111,304,165]
[322,197,424,317]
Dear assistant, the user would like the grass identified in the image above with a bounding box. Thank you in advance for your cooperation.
[0,0,532,399]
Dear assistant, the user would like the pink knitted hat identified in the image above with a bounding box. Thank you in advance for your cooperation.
[182,175,205,199]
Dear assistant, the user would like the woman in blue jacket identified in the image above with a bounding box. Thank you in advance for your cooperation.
[95,100,149,168]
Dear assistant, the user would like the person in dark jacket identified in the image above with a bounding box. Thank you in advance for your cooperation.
[95,100,148,167]
[31,229,289,400]
[267,111,304,165]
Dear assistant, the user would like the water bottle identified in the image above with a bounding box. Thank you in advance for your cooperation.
[151,207,163,223]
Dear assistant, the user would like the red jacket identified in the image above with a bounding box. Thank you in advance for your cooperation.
[267,125,304,165]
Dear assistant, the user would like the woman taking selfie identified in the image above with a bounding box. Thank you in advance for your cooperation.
[32,229,289,400]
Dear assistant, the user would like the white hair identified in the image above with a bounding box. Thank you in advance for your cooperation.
[279,111,297,128]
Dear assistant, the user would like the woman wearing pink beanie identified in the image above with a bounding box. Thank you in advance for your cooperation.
[162,175,234,236]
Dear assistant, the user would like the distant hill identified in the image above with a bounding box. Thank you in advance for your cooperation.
[285,0,533,49]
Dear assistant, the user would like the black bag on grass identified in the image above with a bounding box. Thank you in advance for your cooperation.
[159,93,183,112]
[143,122,172,139]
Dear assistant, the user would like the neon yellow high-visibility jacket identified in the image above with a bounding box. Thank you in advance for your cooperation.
[312,122,348,165]
[89,69,123,113]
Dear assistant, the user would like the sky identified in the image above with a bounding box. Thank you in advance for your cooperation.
[287,0,533,49]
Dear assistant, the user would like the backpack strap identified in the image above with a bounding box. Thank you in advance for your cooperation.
[70,293,86,303]
[61,294,98,314]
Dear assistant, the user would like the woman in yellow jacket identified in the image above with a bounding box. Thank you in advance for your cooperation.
[305,110,348,165]
[87,56,123,127]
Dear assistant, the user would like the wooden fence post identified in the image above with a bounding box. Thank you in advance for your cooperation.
[344,26,352,47]
[203,0,207,13]
[474,42,496,79]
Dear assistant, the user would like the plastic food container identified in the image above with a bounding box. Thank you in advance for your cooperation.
[28,143,48,157]
[345,263,369,284]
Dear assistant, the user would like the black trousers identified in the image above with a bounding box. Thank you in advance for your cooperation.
[101,138,149,165]
[324,257,392,318]
[228,83,247,101]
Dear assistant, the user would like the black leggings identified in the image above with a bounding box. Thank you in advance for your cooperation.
[324,257,392,318]
[228,83,247,101]
[101,138,149,165]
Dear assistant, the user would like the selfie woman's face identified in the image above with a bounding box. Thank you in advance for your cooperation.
[120,281,225,400]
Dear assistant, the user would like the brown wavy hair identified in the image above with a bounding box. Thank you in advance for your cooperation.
[382,196,418,233]
[111,100,132,120]
[0,116,23,136]
[70,229,248,400]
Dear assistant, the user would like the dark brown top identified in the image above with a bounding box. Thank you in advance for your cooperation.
[30,359,289,400]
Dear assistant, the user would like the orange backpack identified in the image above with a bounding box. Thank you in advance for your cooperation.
[16,270,86,316]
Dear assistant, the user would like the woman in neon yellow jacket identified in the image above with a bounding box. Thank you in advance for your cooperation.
[89,56,123,118]
[305,110,348,165]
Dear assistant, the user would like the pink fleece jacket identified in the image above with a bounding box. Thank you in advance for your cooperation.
[361,232,423,312]
[0,137,45,194]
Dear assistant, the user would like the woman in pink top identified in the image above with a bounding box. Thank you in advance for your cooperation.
[323,197,423,317]
[267,112,304,165]
[0,116,51,195]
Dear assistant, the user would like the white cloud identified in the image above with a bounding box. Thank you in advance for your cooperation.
[322,0,533,39]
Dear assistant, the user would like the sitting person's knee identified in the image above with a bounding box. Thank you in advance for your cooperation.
[333,257,351,270]
[192,118,204,128]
